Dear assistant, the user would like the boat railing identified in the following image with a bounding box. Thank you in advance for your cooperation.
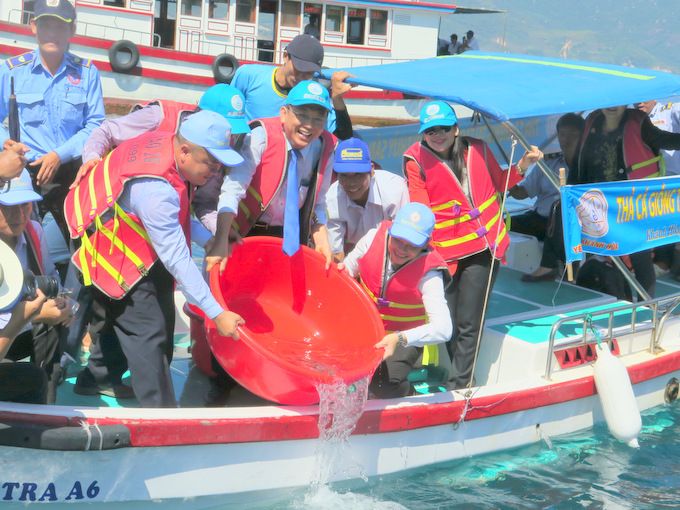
[178,29,412,67]
[544,294,680,380]
[8,9,161,47]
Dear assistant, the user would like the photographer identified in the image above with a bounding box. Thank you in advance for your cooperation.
[0,291,48,404]
[0,170,74,403]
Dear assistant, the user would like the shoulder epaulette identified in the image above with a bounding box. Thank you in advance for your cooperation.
[68,54,92,68]
[5,51,34,70]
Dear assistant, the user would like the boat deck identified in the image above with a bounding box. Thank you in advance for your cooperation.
[54,268,680,408]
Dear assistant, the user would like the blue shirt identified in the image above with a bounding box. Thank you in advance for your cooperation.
[0,50,105,164]
[231,64,336,132]
[117,177,223,320]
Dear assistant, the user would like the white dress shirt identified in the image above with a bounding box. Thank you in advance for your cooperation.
[326,170,409,254]
[343,228,452,347]
[218,125,334,225]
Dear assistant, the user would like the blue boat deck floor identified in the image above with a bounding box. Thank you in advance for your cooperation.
[54,267,680,408]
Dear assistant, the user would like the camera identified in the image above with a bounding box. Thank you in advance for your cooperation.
[21,270,60,301]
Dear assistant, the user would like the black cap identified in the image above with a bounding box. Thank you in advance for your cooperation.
[34,0,76,23]
[285,34,324,73]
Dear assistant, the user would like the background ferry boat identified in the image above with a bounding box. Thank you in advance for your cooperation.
[0,0,499,118]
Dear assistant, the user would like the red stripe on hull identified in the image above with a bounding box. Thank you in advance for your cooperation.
[2,350,677,448]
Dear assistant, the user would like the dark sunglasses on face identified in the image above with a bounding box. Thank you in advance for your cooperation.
[424,125,454,136]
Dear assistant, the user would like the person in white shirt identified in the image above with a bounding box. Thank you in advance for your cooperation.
[340,202,452,398]
[326,137,409,262]
[447,34,461,55]
[637,100,680,175]
[461,30,480,52]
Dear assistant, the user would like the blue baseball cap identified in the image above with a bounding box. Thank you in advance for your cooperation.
[389,202,435,247]
[419,100,458,134]
[0,170,42,206]
[179,110,244,166]
[286,80,332,111]
[334,137,372,173]
[33,0,76,23]
[198,84,251,135]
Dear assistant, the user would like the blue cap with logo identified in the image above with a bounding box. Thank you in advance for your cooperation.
[389,202,435,247]
[0,170,42,206]
[34,0,76,23]
[334,137,372,173]
[419,100,458,134]
[286,80,332,112]
[179,110,244,166]
[198,84,251,135]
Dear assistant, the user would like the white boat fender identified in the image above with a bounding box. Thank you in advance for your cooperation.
[593,340,642,448]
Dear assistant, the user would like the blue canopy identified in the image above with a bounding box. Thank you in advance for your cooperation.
[323,52,680,121]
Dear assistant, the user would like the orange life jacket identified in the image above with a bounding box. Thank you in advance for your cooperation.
[64,131,190,299]
[358,221,448,334]
[579,109,664,180]
[403,138,513,267]
[233,117,335,240]
[132,99,196,133]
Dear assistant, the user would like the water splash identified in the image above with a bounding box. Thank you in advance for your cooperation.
[310,376,370,489]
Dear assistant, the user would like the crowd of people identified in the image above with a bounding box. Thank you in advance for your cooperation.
[2,0,680,407]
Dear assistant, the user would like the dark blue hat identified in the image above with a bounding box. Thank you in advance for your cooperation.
[34,0,76,23]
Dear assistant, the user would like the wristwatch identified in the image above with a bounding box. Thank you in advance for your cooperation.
[396,331,408,347]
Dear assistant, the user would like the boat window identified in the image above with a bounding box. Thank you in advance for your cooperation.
[281,0,301,27]
[303,3,322,37]
[104,0,126,7]
[369,9,388,36]
[181,0,202,16]
[325,5,344,33]
[209,0,229,19]
[235,0,256,22]
[347,7,366,45]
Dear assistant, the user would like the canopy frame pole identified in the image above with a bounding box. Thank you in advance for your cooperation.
[502,120,560,189]
[502,120,652,301]
[480,114,511,166]
[608,256,652,302]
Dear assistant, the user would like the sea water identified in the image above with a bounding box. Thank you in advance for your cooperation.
[247,403,680,510]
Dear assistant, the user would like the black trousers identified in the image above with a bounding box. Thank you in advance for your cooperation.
[369,344,422,399]
[445,250,498,390]
[32,159,80,243]
[81,263,177,407]
[0,361,47,404]
[510,210,549,241]
[6,323,62,404]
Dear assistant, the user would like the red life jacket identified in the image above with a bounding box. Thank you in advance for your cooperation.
[403,138,513,267]
[358,221,448,334]
[233,117,335,240]
[64,131,190,299]
[24,221,44,274]
[580,109,663,180]
[132,100,196,133]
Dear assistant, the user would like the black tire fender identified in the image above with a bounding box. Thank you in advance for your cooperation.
[212,53,239,84]
[108,40,140,73]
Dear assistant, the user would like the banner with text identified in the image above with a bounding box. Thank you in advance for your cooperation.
[561,176,680,263]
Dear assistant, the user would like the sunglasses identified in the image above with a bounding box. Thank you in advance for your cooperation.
[423,125,454,136]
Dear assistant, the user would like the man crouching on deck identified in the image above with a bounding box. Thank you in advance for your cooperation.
[65,111,244,407]
[340,202,452,398]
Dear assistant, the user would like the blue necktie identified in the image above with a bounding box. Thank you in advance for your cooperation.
[282,149,300,256]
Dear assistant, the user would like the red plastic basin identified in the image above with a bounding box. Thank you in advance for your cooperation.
[206,236,385,405]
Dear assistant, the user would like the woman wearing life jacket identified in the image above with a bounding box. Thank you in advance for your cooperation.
[403,101,543,390]
[568,106,680,297]
[340,202,452,398]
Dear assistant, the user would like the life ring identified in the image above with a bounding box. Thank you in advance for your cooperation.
[108,40,140,73]
[212,53,239,84]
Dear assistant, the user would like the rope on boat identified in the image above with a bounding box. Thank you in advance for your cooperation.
[453,386,511,430]
[78,420,105,451]
[467,137,519,389]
